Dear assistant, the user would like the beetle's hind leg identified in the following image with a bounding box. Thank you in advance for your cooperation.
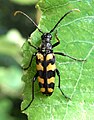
[56,69,70,100]
[21,72,38,111]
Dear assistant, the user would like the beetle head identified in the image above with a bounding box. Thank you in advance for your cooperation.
[41,33,52,42]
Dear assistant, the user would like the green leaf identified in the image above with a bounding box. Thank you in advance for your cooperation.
[0,98,15,120]
[10,0,38,5]
[0,29,24,64]
[21,0,94,120]
[0,29,24,97]
[0,67,23,97]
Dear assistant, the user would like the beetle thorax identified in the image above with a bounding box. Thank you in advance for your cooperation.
[40,33,52,52]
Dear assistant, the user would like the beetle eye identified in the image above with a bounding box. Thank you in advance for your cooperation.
[41,33,52,40]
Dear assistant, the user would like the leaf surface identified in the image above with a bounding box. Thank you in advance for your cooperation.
[22,0,94,120]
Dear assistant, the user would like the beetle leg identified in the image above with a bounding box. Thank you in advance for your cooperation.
[23,53,36,70]
[52,30,60,48]
[56,69,70,99]
[22,72,38,111]
[28,41,39,50]
[54,52,86,61]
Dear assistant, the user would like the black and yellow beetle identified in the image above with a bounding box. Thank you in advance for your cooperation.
[14,9,85,111]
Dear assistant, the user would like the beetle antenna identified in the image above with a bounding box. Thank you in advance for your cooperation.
[50,9,80,33]
[14,11,44,34]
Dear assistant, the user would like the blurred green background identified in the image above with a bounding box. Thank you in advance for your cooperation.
[0,0,39,120]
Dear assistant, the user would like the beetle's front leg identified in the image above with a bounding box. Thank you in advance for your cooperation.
[52,30,60,48]
[27,40,39,50]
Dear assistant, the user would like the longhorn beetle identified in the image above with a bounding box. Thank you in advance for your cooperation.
[14,9,86,111]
